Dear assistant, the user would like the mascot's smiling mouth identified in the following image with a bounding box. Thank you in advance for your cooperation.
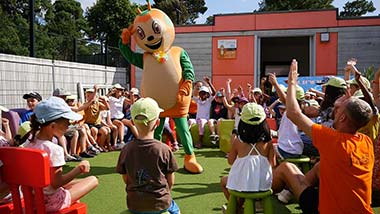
[145,39,162,50]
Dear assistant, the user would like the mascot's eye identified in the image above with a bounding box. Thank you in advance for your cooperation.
[136,27,145,40]
[152,21,161,34]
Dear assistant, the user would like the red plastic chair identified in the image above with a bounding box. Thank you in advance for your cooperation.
[0,147,87,214]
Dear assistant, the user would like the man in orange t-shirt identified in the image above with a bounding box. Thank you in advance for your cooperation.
[272,59,374,214]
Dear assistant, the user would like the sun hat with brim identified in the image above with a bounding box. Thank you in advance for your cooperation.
[130,97,164,125]
[113,83,124,90]
[347,77,371,90]
[199,86,210,94]
[240,102,266,125]
[322,76,347,89]
[34,96,82,124]
[0,105,9,112]
[53,88,71,97]
[23,91,42,101]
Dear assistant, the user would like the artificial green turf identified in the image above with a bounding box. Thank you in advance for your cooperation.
[64,148,379,214]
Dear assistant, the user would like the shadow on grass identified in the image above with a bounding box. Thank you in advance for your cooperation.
[172,182,221,200]
[63,165,117,177]
[175,149,226,158]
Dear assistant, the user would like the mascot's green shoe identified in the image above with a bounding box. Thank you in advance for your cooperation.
[184,153,203,174]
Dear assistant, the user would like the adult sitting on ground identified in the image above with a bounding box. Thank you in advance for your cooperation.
[272,59,374,214]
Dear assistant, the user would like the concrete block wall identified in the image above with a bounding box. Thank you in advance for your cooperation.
[0,54,128,109]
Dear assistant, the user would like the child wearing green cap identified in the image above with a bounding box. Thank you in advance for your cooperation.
[116,97,180,214]
[220,102,276,210]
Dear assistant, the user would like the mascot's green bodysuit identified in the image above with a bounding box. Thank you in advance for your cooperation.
[119,2,203,173]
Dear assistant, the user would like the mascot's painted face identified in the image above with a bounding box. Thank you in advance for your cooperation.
[133,8,175,53]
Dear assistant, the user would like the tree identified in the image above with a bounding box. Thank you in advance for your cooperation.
[0,0,52,57]
[205,15,214,25]
[86,0,137,48]
[45,0,88,60]
[257,0,334,12]
[340,0,376,17]
[153,0,207,25]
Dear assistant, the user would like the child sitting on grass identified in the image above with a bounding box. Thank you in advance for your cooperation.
[26,96,98,212]
[116,97,180,214]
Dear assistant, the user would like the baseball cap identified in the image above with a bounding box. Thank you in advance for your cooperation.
[130,87,140,96]
[305,91,316,97]
[286,85,305,100]
[239,97,249,103]
[65,95,76,100]
[252,88,262,94]
[53,88,71,97]
[34,96,83,124]
[316,76,331,85]
[23,91,42,101]
[304,99,320,107]
[85,88,95,93]
[0,105,9,112]
[216,91,223,97]
[278,104,286,109]
[346,77,371,90]
[18,121,31,139]
[199,86,210,94]
[130,97,164,125]
[322,76,347,89]
[240,102,266,125]
[113,83,124,90]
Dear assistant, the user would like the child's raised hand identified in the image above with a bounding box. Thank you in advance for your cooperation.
[203,76,210,83]
[78,160,91,174]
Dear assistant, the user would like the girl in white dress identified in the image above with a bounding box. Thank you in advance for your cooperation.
[221,103,276,202]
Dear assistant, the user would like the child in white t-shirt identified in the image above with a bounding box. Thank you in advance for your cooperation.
[26,96,98,212]
[188,76,216,148]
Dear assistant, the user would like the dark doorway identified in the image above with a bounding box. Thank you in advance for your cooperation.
[260,36,310,78]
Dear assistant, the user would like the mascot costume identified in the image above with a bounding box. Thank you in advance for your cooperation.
[119,1,203,173]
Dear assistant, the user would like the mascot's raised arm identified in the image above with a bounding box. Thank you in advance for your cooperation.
[119,1,203,173]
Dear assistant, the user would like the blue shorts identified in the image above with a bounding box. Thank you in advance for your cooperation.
[278,147,301,159]
[129,200,180,214]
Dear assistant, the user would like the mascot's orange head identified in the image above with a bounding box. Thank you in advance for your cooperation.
[132,2,175,53]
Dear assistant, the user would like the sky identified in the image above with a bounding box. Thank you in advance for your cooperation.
[78,0,379,24]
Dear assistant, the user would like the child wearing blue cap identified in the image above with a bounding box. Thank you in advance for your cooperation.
[26,96,98,212]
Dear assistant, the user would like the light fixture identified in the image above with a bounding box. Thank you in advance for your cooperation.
[320,32,330,42]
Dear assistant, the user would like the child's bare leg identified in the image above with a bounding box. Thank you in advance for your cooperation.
[220,176,229,200]
[69,130,79,155]
[66,176,98,203]
[123,119,138,137]
[113,120,125,143]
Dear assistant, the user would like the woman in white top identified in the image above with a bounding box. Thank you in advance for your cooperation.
[221,102,276,202]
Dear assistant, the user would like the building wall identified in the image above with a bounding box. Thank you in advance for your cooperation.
[130,9,380,90]
[0,54,128,109]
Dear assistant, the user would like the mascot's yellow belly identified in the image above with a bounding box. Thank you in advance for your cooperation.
[141,52,181,110]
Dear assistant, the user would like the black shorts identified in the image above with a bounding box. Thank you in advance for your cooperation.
[87,123,103,130]
[299,186,319,214]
